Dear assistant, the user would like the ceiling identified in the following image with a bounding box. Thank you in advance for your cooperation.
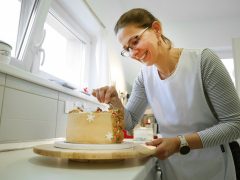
[120,0,240,21]
[86,0,240,29]
[86,0,240,52]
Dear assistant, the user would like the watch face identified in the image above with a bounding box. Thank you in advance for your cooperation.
[180,146,190,155]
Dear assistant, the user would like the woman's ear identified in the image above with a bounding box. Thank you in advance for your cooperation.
[152,21,162,35]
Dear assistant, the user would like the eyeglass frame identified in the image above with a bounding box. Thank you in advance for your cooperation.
[121,27,149,57]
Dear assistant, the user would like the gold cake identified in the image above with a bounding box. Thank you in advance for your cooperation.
[66,109,124,144]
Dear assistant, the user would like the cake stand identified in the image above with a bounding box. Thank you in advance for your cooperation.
[33,141,156,160]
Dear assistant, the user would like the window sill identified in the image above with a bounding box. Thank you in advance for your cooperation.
[0,63,99,104]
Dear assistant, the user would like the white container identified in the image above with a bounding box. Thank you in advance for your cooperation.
[0,40,12,64]
[134,126,154,143]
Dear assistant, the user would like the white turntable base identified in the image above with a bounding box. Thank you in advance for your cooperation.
[54,141,136,150]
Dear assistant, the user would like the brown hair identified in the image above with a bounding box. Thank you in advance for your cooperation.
[114,8,172,48]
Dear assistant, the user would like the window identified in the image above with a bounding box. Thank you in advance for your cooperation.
[0,0,41,61]
[221,58,235,85]
[1,0,109,90]
[16,0,41,61]
[40,11,88,88]
[0,0,21,57]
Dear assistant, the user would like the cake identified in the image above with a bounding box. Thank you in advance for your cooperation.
[66,108,124,144]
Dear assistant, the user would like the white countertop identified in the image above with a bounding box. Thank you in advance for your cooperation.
[0,148,157,180]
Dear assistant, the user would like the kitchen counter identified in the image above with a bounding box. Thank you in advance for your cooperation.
[0,148,158,180]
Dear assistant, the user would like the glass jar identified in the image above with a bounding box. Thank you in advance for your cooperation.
[0,40,12,64]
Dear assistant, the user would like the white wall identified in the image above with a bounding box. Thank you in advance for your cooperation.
[165,17,240,53]
[86,0,240,93]
[232,37,240,97]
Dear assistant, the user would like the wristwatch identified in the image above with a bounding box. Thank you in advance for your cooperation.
[178,135,190,155]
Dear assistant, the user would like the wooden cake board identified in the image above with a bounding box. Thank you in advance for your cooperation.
[33,143,156,160]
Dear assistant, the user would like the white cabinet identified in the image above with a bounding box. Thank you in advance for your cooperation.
[0,72,5,85]
[6,75,58,99]
[0,72,102,142]
[0,87,58,142]
[0,72,5,129]
[0,86,4,119]
[56,100,67,137]
[0,75,59,142]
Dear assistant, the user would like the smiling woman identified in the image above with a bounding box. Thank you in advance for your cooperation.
[93,8,240,180]
[120,27,149,57]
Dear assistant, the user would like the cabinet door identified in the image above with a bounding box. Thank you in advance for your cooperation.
[0,72,5,85]
[6,75,58,99]
[55,100,67,138]
[0,88,58,142]
[0,86,4,119]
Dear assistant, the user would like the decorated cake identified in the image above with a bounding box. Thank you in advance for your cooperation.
[66,108,124,144]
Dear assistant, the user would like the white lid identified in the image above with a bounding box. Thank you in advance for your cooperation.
[0,40,12,49]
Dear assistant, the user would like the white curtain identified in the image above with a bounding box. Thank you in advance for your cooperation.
[89,29,110,89]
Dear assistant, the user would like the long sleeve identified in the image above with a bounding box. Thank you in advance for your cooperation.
[198,48,240,147]
[124,70,148,131]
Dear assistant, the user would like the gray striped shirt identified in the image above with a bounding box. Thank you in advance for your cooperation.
[124,48,240,148]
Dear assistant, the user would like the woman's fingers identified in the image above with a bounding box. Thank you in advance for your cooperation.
[92,88,102,103]
[98,86,108,103]
[92,87,105,103]
[146,137,180,160]
[92,86,118,104]
[104,86,117,103]
[146,138,163,146]
[146,138,168,159]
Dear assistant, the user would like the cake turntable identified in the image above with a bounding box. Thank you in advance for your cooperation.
[33,141,156,160]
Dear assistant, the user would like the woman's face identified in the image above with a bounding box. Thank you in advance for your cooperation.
[116,25,161,66]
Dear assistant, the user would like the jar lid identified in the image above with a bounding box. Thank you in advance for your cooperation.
[0,40,12,49]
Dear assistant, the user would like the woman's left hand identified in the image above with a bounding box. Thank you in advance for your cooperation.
[146,137,180,160]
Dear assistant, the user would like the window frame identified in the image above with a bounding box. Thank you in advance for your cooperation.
[8,0,108,90]
[16,0,40,61]
[31,1,91,86]
[11,0,52,71]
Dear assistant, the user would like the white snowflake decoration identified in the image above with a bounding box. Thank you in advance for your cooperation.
[105,132,113,141]
[87,112,95,123]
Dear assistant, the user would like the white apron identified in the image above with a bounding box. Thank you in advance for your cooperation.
[141,49,236,180]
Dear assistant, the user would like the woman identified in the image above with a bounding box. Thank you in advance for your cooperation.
[92,8,240,180]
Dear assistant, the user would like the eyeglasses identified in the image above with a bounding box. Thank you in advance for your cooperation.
[121,27,149,57]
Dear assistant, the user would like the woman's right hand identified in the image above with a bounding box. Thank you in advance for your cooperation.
[92,86,124,110]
